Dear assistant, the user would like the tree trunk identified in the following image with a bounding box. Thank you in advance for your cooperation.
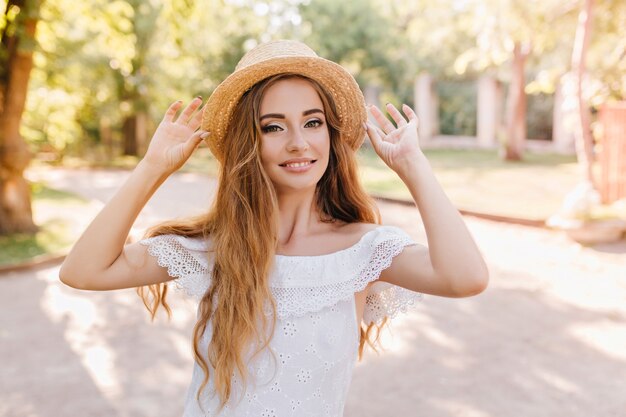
[0,0,41,235]
[571,0,596,187]
[502,42,529,161]
[122,115,139,156]
[122,110,149,156]
[99,116,114,160]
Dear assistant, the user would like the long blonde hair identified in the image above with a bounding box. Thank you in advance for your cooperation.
[138,74,390,410]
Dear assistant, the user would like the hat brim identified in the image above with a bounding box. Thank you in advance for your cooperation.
[201,56,367,163]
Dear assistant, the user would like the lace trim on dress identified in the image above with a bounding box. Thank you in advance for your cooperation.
[139,235,211,298]
[268,230,419,323]
[363,281,424,325]
[139,226,423,324]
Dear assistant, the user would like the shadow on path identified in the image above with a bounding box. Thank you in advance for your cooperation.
[346,286,626,417]
[0,265,197,417]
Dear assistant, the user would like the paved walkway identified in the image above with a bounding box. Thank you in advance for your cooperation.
[1,168,625,417]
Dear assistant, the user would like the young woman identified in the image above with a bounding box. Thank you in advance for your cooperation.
[60,40,489,416]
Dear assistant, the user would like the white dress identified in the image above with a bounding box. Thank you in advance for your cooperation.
[140,225,423,417]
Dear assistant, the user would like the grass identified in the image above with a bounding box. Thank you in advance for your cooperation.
[356,146,581,221]
[0,183,91,267]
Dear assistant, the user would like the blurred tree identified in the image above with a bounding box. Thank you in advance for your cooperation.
[299,0,401,92]
[25,0,270,159]
[0,0,41,235]
[570,0,595,188]
[503,40,530,160]
[27,0,138,159]
[117,0,161,156]
[580,0,626,103]
[454,0,579,160]
[382,0,480,135]
[389,0,476,78]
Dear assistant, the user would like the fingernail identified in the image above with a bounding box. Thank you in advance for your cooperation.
[362,122,368,130]
[200,131,209,139]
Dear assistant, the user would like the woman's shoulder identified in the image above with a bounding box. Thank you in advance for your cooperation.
[295,222,409,257]
[141,233,212,250]
[332,222,410,247]
[333,221,379,241]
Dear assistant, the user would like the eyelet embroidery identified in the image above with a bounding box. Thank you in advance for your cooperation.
[140,226,423,416]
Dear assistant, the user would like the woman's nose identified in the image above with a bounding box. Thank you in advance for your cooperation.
[286,129,309,152]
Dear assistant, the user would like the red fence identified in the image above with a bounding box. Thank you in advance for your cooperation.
[599,102,626,204]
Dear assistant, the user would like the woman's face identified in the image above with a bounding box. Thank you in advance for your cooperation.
[258,77,330,194]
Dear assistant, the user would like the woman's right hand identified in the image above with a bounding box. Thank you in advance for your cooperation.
[141,97,207,175]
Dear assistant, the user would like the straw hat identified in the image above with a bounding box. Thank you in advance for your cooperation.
[201,40,367,163]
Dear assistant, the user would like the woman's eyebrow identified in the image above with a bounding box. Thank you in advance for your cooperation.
[260,113,284,121]
[303,108,324,116]
[260,108,324,121]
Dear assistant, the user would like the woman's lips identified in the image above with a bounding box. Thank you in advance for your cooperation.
[279,160,316,172]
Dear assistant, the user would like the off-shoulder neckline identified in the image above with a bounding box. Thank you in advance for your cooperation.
[274,225,395,260]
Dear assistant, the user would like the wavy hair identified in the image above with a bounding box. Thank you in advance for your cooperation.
[138,74,390,411]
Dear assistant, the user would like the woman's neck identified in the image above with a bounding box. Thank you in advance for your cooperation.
[275,187,323,245]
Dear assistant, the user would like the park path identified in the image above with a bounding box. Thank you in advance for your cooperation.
[1,167,625,417]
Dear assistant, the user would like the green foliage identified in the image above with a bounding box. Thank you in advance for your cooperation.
[587,0,626,102]
[13,0,626,162]
[526,92,554,140]
[437,80,477,136]
[0,183,90,266]
[453,0,579,78]
[300,0,397,87]
[23,0,272,158]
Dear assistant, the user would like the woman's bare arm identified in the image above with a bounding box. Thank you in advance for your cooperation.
[365,103,489,297]
[59,98,206,290]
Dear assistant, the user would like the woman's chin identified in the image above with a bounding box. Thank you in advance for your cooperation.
[271,176,323,194]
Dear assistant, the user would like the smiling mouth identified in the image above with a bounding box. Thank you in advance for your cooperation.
[279,160,316,168]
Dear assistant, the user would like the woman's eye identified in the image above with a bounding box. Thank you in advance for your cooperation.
[305,119,323,128]
[261,124,282,133]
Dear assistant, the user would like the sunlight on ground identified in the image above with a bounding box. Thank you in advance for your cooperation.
[0,399,37,417]
[569,321,626,362]
[531,368,581,394]
[474,222,626,314]
[413,323,464,353]
[429,399,494,417]
[38,267,123,400]
[33,263,199,410]
[358,308,466,367]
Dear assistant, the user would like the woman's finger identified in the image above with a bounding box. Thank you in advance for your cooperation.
[369,105,396,135]
[402,104,419,125]
[187,104,205,131]
[386,103,407,127]
[374,125,390,142]
[364,121,383,154]
[163,100,183,122]
[175,97,203,125]
[181,129,207,159]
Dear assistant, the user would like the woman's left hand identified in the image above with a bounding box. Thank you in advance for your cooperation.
[365,103,426,175]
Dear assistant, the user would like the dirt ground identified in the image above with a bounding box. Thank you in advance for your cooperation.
[1,168,625,417]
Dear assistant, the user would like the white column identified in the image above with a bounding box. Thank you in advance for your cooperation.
[414,73,438,143]
[363,85,381,117]
[477,75,501,147]
[552,77,576,153]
